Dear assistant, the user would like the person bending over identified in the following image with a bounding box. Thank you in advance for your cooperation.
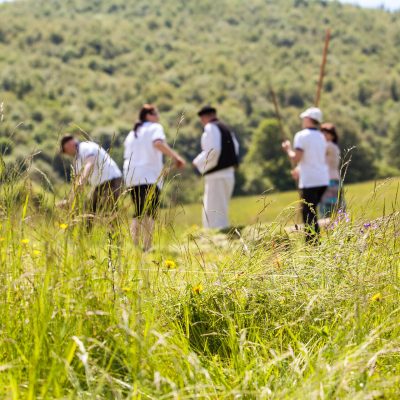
[60,135,122,227]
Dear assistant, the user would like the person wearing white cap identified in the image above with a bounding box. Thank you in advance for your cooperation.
[282,107,329,243]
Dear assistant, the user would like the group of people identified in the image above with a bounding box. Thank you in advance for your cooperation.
[60,104,239,251]
[60,103,342,249]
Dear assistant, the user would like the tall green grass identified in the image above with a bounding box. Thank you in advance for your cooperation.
[0,172,398,399]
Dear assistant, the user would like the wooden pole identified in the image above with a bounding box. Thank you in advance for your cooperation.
[269,86,296,168]
[315,28,331,107]
[269,86,287,141]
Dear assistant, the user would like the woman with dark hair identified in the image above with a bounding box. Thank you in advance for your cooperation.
[319,122,345,217]
[123,104,185,251]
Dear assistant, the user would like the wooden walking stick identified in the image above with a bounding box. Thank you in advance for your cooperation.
[315,28,331,107]
[269,86,287,141]
[269,85,296,170]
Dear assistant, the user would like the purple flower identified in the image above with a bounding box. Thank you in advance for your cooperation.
[336,210,350,223]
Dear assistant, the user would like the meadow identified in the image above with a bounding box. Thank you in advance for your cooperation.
[0,176,398,399]
[168,178,400,227]
[1,0,399,397]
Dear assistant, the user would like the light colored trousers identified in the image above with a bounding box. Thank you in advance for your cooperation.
[202,176,235,229]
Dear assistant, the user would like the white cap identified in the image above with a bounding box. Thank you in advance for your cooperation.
[299,107,323,123]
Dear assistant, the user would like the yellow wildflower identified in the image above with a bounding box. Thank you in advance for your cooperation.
[33,250,41,256]
[59,223,68,230]
[274,255,282,269]
[371,293,383,302]
[0,237,5,242]
[122,286,132,293]
[21,239,29,245]
[192,284,203,295]
[164,260,176,269]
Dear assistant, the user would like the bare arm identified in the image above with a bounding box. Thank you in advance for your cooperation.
[77,156,95,186]
[153,140,186,169]
[67,156,95,204]
[282,140,303,164]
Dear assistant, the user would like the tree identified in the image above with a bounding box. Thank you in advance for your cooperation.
[242,119,293,194]
[388,118,400,170]
[340,127,378,183]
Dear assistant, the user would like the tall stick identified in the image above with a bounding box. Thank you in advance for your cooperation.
[269,86,286,141]
[269,86,296,168]
[315,28,331,107]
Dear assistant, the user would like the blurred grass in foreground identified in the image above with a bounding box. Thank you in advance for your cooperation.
[0,176,398,399]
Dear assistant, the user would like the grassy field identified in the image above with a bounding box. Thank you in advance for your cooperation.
[0,177,399,399]
[166,178,400,227]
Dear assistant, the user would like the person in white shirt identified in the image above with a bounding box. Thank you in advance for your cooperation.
[60,135,122,226]
[124,104,185,251]
[282,107,329,243]
[193,106,239,230]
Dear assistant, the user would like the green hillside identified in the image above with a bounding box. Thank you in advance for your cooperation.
[0,0,400,200]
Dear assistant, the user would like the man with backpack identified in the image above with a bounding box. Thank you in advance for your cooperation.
[193,106,239,230]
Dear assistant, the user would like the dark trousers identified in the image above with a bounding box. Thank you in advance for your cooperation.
[301,186,327,243]
[128,184,161,219]
[86,177,122,230]
[90,177,122,214]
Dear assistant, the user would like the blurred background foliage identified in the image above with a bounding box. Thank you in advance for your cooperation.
[0,0,399,202]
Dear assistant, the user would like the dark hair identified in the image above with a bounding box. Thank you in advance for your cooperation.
[133,104,157,137]
[197,105,217,117]
[60,134,75,153]
[321,122,338,144]
[311,119,320,126]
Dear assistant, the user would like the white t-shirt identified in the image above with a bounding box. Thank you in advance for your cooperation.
[293,128,329,189]
[75,141,122,187]
[192,121,239,180]
[123,122,166,188]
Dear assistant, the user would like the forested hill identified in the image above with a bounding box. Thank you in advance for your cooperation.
[0,0,399,200]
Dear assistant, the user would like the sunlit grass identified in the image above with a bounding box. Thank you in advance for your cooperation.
[169,178,400,227]
[0,177,399,398]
